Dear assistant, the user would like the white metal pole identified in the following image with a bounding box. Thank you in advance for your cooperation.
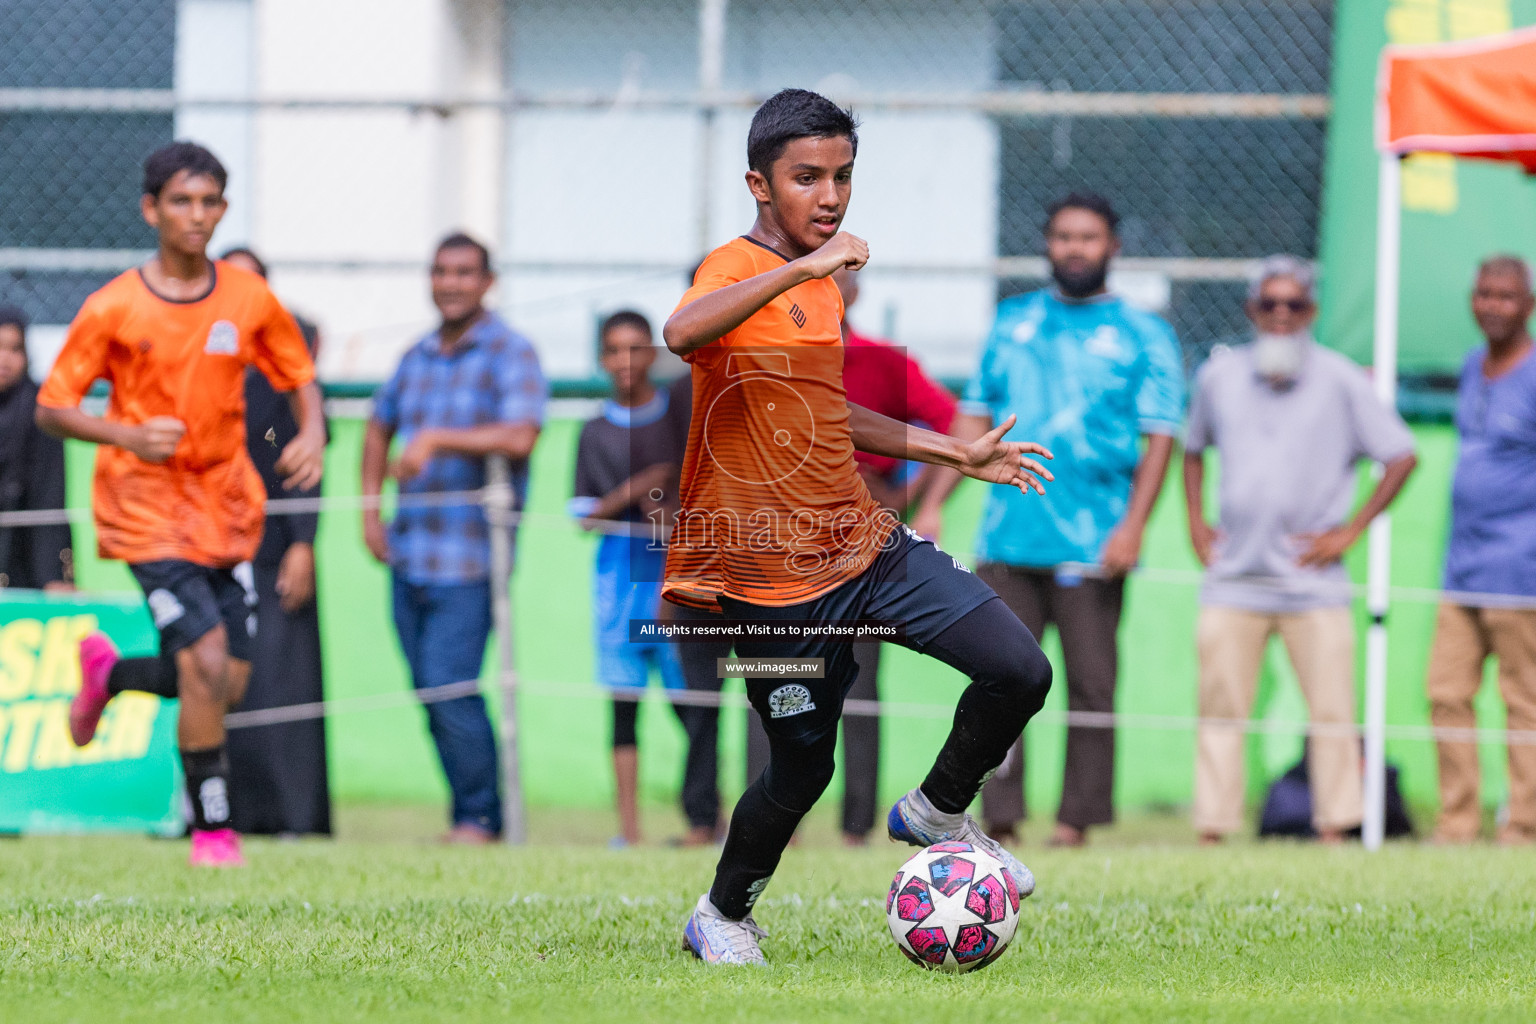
[1363,152,1402,851]
[487,455,526,845]
[695,0,728,257]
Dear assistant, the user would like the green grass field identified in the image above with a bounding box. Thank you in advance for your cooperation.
[4,809,1533,1024]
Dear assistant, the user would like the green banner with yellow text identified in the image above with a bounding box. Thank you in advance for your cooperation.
[1319,0,1536,374]
[0,591,179,834]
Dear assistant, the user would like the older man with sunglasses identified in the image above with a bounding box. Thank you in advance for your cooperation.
[1182,255,1417,844]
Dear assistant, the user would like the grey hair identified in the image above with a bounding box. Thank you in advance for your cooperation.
[1246,254,1317,304]
[1475,254,1534,292]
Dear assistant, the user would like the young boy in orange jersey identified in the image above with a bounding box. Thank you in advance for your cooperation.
[38,142,324,866]
[668,90,1056,965]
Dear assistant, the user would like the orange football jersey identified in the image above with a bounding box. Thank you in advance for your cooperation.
[664,236,894,609]
[38,262,315,567]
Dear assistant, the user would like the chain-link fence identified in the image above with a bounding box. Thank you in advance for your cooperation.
[1,0,1332,383]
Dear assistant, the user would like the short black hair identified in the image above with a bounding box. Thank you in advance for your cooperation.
[434,231,493,274]
[0,305,27,340]
[747,89,859,176]
[1477,253,1534,292]
[220,246,268,278]
[600,310,653,342]
[1044,191,1120,235]
[143,141,227,198]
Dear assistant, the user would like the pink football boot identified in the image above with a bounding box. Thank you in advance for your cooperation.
[189,828,246,867]
[70,632,119,747]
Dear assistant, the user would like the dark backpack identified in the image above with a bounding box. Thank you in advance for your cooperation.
[1257,747,1415,839]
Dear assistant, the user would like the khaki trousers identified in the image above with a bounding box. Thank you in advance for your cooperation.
[1194,605,1362,835]
[1426,603,1536,841]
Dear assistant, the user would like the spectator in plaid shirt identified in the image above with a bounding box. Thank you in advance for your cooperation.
[362,232,548,843]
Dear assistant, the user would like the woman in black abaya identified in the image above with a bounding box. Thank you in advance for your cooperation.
[0,306,73,592]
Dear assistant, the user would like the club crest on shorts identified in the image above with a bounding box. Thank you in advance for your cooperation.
[204,319,239,355]
[146,588,185,629]
[767,683,816,718]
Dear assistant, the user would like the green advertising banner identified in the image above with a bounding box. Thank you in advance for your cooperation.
[0,591,180,834]
[1319,0,1536,374]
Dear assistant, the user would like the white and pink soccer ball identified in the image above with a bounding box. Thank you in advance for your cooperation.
[886,841,1021,972]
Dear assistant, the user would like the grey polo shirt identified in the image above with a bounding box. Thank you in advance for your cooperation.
[1186,341,1415,613]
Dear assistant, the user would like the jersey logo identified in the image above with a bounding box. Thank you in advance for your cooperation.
[1086,325,1123,359]
[767,683,816,718]
[205,319,239,355]
[788,303,807,329]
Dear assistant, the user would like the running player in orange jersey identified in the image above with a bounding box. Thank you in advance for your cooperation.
[673,90,1056,966]
[36,142,324,867]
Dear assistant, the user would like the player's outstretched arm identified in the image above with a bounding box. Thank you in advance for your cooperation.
[36,405,185,464]
[849,404,1052,497]
[663,232,868,357]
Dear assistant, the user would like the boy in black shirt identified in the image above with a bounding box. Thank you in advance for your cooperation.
[572,311,709,845]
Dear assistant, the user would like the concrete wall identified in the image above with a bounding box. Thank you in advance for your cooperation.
[254,0,506,380]
[162,0,1003,383]
[502,0,1000,381]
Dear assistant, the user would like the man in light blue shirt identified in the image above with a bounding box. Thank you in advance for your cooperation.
[952,192,1184,846]
[1429,255,1536,845]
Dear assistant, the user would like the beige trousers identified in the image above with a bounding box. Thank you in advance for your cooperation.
[1426,603,1536,842]
[1194,605,1362,835]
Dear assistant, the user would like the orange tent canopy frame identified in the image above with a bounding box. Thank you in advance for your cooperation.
[1377,25,1536,171]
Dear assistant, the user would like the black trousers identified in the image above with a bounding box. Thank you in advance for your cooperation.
[977,563,1123,831]
[227,560,332,836]
[671,606,731,831]
[745,639,882,836]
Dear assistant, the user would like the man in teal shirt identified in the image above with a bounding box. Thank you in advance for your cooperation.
[949,192,1184,846]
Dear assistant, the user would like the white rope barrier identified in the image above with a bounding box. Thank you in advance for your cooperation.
[224,678,484,729]
[8,485,1535,748]
[213,671,1536,748]
[8,487,1532,609]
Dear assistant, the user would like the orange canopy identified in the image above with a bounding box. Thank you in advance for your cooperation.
[1377,26,1536,172]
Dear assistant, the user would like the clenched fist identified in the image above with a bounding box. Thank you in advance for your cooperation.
[123,416,186,464]
[796,232,869,280]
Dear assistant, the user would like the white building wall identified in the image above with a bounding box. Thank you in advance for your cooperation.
[248,0,506,381]
[176,0,256,253]
[174,0,1000,384]
[502,0,999,382]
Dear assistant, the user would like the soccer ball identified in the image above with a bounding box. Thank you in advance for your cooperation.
[885,842,1020,972]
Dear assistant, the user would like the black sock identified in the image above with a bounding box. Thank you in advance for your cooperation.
[108,654,179,699]
[917,599,1053,815]
[181,745,232,831]
[708,778,807,920]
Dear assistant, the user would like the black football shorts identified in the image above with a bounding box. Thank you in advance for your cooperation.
[128,559,257,663]
[718,526,999,747]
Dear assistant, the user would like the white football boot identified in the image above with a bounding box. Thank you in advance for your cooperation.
[681,893,768,966]
[887,786,1037,899]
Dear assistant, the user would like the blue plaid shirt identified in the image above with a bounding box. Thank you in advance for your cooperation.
[371,312,547,584]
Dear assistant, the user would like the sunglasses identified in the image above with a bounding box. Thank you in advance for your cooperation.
[1256,298,1313,313]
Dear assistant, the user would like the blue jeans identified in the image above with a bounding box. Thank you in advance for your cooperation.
[391,575,502,834]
